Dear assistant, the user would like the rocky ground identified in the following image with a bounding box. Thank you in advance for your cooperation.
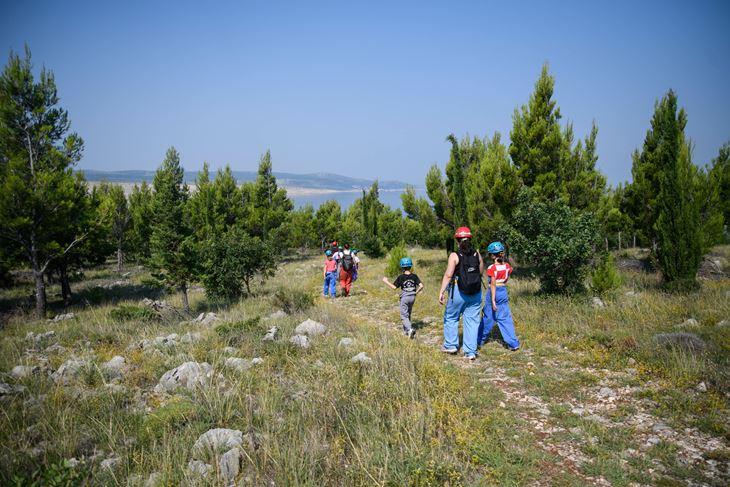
[1,248,729,486]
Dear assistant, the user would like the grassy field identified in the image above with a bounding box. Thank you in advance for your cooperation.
[0,248,728,486]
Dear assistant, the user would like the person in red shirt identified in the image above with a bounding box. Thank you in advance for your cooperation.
[478,241,520,351]
[323,249,337,299]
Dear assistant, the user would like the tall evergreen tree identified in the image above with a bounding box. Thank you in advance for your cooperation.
[252,150,292,241]
[446,133,468,226]
[98,182,131,272]
[0,47,87,317]
[128,181,154,261]
[314,199,341,248]
[651,91,702,286]
[710,142,729,241]
[465,132,522,248]
[149,147,196,312]
[509,64,565,202]
[212,166,244,232]
[188,162,216,239]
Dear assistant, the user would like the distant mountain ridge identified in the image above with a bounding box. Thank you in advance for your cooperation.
[77,169,414,191]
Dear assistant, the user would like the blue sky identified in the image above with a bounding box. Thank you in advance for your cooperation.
[2,0,728,186]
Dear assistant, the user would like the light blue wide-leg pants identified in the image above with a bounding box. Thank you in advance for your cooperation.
[479,286,520,349]
[443,285,482,356]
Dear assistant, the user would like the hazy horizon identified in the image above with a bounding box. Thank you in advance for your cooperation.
[2,0,729,186]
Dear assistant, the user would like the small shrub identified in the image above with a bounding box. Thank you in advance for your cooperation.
[385,242,408,278]
[12,459,88,486]
[591,253,622,295]
[110,304,158,321]
[273,287,314,315]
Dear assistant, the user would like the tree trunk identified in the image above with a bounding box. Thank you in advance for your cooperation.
[59,261,72,308]
[117,245,123,272]
[33,269,46,319]
[179,283,190,313]
[30,231,47,318]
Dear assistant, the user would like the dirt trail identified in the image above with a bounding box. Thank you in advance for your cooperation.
[328,287,730,487]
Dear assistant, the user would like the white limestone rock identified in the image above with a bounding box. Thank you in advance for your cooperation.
[289,335,310,349]
[294,319,327,336]
[52,359,90,384]
[262,326,278,342]
[154,362,214,393]
[225,357,252,373]
[338,337,354,348]
[350,352,372,364]
[192,428,243,457]
[102,356,128,379]
[11,365,40,379]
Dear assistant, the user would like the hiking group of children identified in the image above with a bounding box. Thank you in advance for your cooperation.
[322,242,360,298]
[322,227,519,359]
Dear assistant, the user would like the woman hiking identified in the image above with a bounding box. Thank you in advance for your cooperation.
[437,227,484,360]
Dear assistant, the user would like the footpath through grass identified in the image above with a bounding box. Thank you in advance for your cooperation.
[0,247,728,486]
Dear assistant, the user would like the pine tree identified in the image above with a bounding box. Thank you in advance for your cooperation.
[314,199,341,248]
[188,162,216,239]
[652,91,702,286]
[446,134,468,226]
[0,47,87,317]
[149,147,196,312]
[509,64,565,202]
[128,181,154,262]
[212,166,244,232]
[465,132,522,248]
[98,182,131,272]
[252,150,293,241]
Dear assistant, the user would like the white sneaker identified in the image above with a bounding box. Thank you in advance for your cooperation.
[408,329,416,339]
[440,345,458,354]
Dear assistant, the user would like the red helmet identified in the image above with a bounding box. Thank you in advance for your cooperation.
[454,226,472,239]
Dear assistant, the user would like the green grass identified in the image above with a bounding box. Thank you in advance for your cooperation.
[1,248,728,485]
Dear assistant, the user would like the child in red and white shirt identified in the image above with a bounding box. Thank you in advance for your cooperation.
[478,241,520,351]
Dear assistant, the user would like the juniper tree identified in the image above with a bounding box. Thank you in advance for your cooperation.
[149,147,196,312]
[0,47,87,317]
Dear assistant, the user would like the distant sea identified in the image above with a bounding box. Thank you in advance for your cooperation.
[290,188,426,210]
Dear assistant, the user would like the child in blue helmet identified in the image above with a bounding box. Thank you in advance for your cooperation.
[323,249,337,299]
[478,242,520,351]
[382,257,424,339]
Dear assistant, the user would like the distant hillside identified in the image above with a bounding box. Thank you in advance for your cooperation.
[77,169,413,191]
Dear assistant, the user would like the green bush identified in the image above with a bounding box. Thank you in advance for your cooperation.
[12,459,88,486]
[505,190,601,293]
[110,304,158,321]
[591,253,622,296]
[201,228,276,300]
[273,287,314,315]
[385,242,408,278]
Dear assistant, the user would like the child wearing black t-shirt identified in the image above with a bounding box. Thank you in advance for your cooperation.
[382,257,424,339]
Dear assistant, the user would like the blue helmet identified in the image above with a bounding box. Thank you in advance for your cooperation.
[325,249,333,256]
[399,257,413,268]
[487,241,505,254]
